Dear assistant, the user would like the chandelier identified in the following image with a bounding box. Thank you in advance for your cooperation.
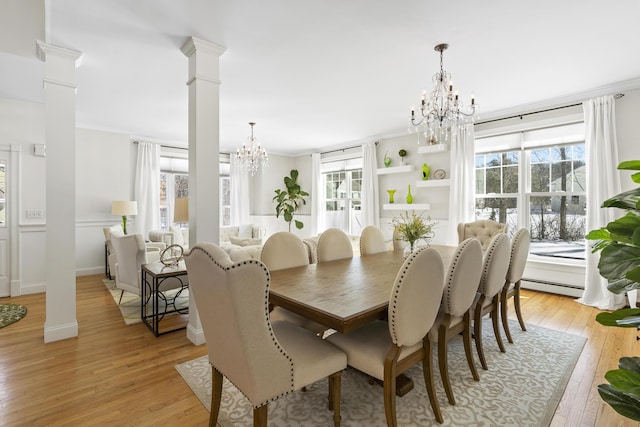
[236,122,268,176]
[410,43,477,142]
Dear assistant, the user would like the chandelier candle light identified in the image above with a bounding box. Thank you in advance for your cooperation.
[236,122,268,176]
[410,43,477,142]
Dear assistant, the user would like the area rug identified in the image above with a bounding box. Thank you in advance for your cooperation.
[103,279,189,325]
[0,304,27,329]
[176,320,586,426]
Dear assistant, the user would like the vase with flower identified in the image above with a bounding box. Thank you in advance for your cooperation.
[391,210,437,257]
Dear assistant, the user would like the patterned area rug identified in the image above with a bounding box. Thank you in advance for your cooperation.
[176,320,586,426]
[103,279,189,325]
[0,304,27,329]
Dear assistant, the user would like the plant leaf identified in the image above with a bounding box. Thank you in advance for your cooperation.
[627,266,640,283]
[607,276,640,294]
[605,368,640,395]
[632,172,640,185]
[602,188,640,212]
[294,220,304,229]
[607,213,640,244]
[618,160,640,171]
[586,228,611,241]
[619,357,640,374]
[598,244,640,281]
[290,169,299,181]
[598,384,640,421]
[595,308,640,327]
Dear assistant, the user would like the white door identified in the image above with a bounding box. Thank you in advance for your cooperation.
[0,153,9,296]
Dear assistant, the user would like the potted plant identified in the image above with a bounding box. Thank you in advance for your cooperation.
[391,210,437,257]
[586,159,640,421]
[273,169,309,232]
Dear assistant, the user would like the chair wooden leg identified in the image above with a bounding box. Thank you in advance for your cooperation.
[118,290,125,305]
[474,303,488,370]
[462,312,479,381]
[423,334,443,423]
[328,372,342,426]
[210,367,223,427]
[383,354,398,427]
[253,404,268,427]
[501,284,514,344]
[491,299,505,353]
[438,324,455,405]
[514,280,526,331]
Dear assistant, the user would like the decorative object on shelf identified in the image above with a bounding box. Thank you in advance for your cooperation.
[433,168,446,179]
[383,151,392,167]
[421,163,431,180]
[273,169,309,231]
[410,43,477,142]
[398,149,407,165]
[236,122,268,176]
[392,210,437,257]
[160,244,184,266]
[112,200,137,235]
[387,189,396,204]
[406,184,413,204]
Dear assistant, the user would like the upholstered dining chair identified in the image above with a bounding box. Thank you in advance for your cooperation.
[184,243,347,427]
[431,238,483,406]
[327,247,446,425]
[110,232,177,304]
[501,228,531,343]
[317,228,354,262]
[359,225,388,255]
[261,232,326,334]
[457,220,507,250]
[471,233,511,370]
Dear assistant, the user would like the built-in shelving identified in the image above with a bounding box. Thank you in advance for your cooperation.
[415,178,451,188]
[376,165,413,175]
[382,203,430,211]
[417,144,449,154]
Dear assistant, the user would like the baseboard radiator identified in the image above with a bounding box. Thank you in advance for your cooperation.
[521,278,584,298]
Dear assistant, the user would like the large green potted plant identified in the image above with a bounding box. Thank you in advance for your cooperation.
[586,160,640,421]
[273,169,309,232]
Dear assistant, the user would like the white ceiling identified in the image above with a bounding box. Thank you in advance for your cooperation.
[3,0,640,155]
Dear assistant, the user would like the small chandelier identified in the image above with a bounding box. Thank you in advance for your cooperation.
[236,122,268,176]
[410,43,477,142]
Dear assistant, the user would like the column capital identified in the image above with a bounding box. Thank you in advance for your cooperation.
[36,40,83,67]
[181,37,226,58]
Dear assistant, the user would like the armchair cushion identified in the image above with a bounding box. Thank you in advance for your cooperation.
[229,236,262,247]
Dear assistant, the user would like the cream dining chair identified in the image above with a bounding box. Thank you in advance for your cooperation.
[327,247,446,425]
[317,228,354,262]
[261,232,327,334]
[431,238,483,406]
[472,233,511,370]
[457,220,507,250]
[359,225,388,255]
[501,228,531,343]
[184,243,347,427]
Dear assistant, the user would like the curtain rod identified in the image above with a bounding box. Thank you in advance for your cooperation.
[475,93,625,126]
[132,140,188,151]
[320,141,377,156]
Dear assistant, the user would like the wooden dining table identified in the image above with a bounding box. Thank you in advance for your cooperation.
[268,244,457,334]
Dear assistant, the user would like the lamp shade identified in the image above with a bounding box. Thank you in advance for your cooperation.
[112,201,138,216]
[174,197,189,223]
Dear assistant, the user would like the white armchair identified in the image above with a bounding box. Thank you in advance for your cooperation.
[104,225,165,279]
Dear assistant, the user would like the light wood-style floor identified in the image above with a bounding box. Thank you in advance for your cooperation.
[0,274,638,426]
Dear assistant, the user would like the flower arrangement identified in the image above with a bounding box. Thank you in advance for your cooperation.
[392,210,437,253]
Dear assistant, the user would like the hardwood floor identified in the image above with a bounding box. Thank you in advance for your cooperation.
[0,274,638,426]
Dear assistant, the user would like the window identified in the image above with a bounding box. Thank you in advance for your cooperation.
[321,157,362,235]
[475,122,586,260]
[159,150,231,228]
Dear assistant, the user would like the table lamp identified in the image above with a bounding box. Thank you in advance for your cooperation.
[112,201,138,234]
[174,197,188,226]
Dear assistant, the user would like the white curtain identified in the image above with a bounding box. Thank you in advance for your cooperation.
[310,153,324,236]
[578,95,625,309]
[361,142,380,227]
[230,154,250,225]
[446,124,476,245]
[134,141,160,239]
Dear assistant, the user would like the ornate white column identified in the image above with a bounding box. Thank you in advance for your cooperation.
[181,37,226,345]
[36,41,83,343]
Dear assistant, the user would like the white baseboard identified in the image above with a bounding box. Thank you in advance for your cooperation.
[522,279,583,298]
[44,321,78,343]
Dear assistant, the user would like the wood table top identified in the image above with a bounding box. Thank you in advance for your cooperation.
[268,245,456,333]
